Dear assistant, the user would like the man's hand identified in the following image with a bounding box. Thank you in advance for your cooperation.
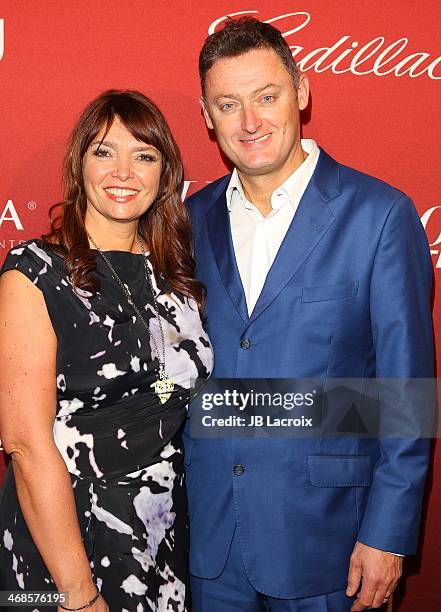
[347,541,403,610]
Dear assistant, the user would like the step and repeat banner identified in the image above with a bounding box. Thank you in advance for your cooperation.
[0,1,440,609]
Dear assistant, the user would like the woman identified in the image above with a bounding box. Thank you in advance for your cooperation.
[0,90,213,611]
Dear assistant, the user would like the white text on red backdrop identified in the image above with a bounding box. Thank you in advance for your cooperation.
[209,11,441,80]
[0,19,4,62]
[0,201,24,231]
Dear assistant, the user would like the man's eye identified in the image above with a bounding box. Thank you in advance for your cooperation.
[221,103,235,111]
[262,95,275,103]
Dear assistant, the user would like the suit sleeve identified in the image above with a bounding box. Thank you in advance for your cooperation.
[356,194,434,555]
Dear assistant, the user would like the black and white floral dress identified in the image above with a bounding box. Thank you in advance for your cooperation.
[0,240,213,611]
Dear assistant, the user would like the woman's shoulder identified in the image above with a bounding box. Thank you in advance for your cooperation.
[1,239,65,286]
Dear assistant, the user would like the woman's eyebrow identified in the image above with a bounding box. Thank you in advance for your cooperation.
[90,140,157,152]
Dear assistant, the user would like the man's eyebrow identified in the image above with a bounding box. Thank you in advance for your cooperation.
[252,83,280,95]
[214,83,281,102]
[214,93,240,103]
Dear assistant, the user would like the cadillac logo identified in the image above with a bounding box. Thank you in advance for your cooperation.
[209,11,441,81]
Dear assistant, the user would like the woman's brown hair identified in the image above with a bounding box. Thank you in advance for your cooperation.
[43,89,205,316]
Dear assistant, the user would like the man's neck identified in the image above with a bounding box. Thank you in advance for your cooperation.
[237,145,307,217]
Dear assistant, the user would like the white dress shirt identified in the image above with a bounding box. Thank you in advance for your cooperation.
[227,139,320,315]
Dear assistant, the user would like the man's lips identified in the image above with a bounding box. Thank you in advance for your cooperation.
[238,133,272,146]
[103,186,140,202]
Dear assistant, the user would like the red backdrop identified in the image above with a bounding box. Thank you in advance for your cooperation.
[0,2,440,609]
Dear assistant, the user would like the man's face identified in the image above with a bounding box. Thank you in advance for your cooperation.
[201,48,309,179]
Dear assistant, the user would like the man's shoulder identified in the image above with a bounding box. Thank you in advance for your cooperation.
[186,174,231,217]
[336,156,409,206]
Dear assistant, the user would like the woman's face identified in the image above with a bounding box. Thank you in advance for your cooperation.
[83,118,162,225]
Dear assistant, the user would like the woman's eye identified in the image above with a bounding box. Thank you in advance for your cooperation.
[137,153,157,162]
[92,148,111,158]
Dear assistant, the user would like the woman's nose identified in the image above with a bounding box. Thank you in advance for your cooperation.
[111,158,134,181]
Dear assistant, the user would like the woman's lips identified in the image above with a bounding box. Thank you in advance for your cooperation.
[104,187,139,203]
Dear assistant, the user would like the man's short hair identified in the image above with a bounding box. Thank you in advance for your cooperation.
[199,17,300,95]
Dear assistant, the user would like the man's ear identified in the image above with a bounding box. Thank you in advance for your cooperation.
[297,74,310,111]
[200,96,214,130]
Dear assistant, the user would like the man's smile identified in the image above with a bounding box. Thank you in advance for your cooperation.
[238,133,272,146]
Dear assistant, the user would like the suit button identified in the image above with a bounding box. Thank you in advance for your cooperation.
[233,464,245,476]
[240,338,251,349]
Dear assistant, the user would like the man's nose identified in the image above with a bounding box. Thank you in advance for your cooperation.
[240,105,263,134]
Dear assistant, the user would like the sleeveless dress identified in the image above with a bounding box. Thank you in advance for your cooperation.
[0,240,213,611]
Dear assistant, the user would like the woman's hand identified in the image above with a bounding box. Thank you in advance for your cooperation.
[56,599,109,612]
[91,596,109,612]
[57,582,109,612]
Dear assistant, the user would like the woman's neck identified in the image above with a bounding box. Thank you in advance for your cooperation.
[85,217,142,253]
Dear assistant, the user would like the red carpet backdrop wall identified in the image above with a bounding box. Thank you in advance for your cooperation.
[0,1,440,609]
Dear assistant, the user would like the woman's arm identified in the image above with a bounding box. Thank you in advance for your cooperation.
[0,270,107,610]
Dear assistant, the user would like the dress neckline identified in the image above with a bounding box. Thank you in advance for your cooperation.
[90,249,149,256]
[33,239,149,257]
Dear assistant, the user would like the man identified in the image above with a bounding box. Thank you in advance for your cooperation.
[183,18,434,612]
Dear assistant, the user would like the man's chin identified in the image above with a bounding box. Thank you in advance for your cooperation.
[236,160,279,177]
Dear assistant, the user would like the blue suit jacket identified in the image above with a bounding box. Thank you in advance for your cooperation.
[183,149,434,599]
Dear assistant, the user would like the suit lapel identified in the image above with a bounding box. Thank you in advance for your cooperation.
[206,183,249,323]
[248,149,340,325]
[204,149,341,326]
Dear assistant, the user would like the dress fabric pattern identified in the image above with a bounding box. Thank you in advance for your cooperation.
[0,240,213,611]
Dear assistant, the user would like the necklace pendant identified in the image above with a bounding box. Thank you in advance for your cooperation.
[154,369,174,404]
